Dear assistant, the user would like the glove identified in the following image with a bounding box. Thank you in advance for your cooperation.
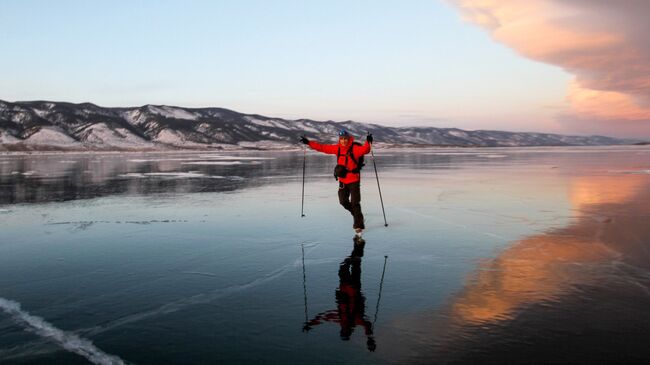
[367,134,373,144]
[300,136,309,145]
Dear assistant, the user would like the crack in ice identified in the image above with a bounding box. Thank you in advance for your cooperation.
[0,297,126,365]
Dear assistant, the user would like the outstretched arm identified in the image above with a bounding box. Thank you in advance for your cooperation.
[300,136,338,154]
[308,140,339,155]
[303,309,339,331]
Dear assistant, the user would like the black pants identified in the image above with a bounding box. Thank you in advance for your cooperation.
[338,181,365,229]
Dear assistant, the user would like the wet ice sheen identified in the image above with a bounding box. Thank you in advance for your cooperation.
[0,146,649,364]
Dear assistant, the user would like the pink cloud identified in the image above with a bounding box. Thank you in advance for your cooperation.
[451,0,650,136]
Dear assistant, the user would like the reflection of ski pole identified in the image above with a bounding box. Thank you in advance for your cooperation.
[368,133,388,227]
[301,244,310,331]
[373,255,389,326]
[301,148,306,218]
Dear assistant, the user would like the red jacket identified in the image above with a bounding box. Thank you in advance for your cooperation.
[308,136,371,184]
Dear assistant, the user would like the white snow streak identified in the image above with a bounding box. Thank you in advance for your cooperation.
[0,297,126,365]
[448,130,468,138]
[119,172,208,178]
[0,131,21,143]
[481,154,508,158]
[181,161,245,165]
[154,129,205,147]
[244,117,293,130]
[147,105,198,120]
[196,155,276,160]
[117,172,241,179]
[82,124,150,147]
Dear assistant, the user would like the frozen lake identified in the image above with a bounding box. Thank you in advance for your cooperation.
[1,146,650,364]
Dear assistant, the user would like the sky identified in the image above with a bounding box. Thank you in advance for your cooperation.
[1,0,648,138]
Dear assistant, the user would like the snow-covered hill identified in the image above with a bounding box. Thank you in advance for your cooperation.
[0,100,637,150]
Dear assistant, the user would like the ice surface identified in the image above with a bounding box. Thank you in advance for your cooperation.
[194,155,276,160]
[180,161,250,165]
[237,140,296,149]
[1,146,649,364]
[119,172,210,178]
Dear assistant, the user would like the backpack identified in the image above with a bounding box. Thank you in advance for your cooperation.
[334,142,365,179]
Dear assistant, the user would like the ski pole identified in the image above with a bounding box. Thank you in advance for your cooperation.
[302,244,310,332]
[373,255,388,326]
[301,147,306,218]
[369,134,388,227]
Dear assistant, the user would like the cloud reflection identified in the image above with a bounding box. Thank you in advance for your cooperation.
[451,172,650,324]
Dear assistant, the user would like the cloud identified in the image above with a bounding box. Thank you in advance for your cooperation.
[451,0,650,135]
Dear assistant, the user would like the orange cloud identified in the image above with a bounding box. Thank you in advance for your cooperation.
[568,81,650,120]
[451,0,650,126]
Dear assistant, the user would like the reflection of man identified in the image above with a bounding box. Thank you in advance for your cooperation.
[303,239,376,352]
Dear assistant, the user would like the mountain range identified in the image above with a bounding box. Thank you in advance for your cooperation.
[0,100,639,151]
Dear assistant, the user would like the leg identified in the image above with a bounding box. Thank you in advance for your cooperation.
[349,182,365,229]
[338,182,352,212]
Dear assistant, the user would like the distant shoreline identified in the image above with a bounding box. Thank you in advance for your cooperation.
[1,143,648,156]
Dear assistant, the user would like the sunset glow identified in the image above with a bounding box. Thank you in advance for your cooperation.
[452,0,650,136]
[1,1,648,137]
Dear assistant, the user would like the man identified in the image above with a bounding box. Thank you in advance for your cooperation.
[301,130,373,236]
